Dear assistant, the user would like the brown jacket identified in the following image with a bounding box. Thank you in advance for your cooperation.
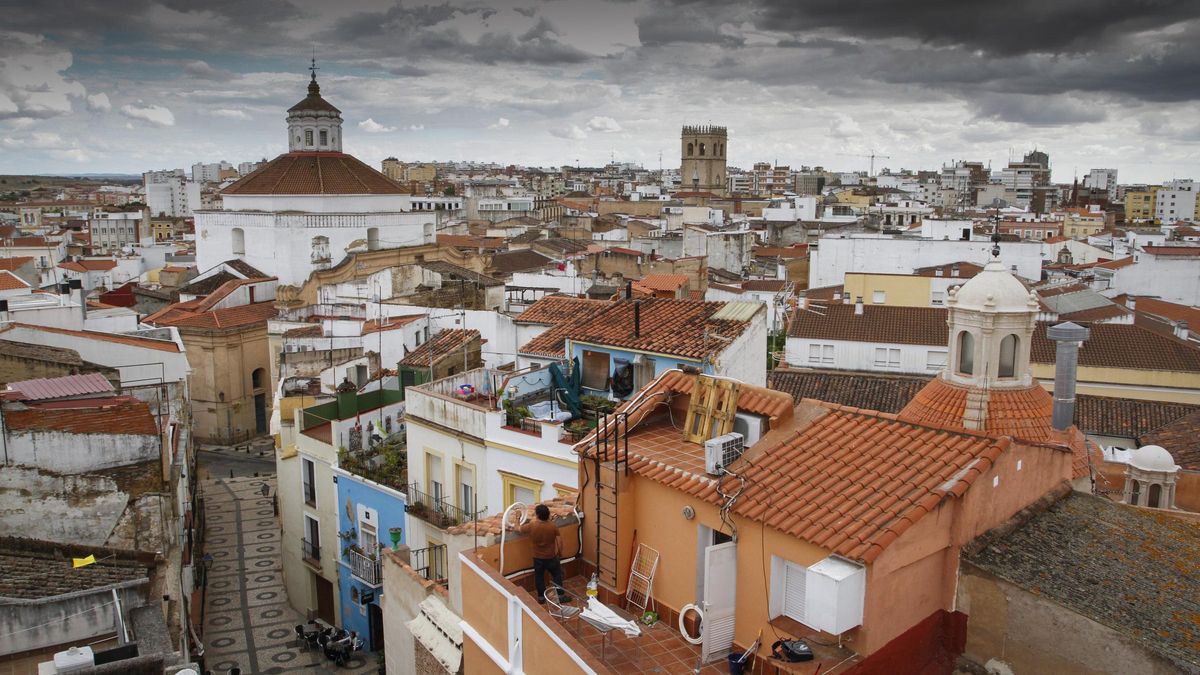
[520,519,561,560]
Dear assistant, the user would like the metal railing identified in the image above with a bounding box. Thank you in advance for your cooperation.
[347,546,382,586]
[301,538,321,565]
[410,544,448,586]
[406,483,485,530]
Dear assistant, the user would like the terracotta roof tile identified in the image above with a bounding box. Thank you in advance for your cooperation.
[6,397,158,436]
[0,270,29,290]
[514,295,614,326]
[562,298,757,360]
[897,377,1056,442]
[2,323,180,352]
[488,249,554,275]
[769,368,927,413]
[632,273,688,293]
[144,300,277,329]
[1139,410,1200,471]
[1128,297,1200,328]
[1141,245,1200,257]
[399,329,480,367]
[222,152,405,196]
[0,256,33,270]
[6,373,114,401]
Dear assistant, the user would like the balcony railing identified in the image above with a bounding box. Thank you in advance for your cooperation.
[301,538,321,567]
[406,483,485,530]
[347,546,382,586]
[410,544,448,586]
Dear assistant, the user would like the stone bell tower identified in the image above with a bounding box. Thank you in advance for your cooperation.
[680,125,728,196]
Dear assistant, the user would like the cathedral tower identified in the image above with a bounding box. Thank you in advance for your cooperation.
[287,60,343,152]
[680,125,727,196]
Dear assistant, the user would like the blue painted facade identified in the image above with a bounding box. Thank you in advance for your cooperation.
[334,470,407,652]
[566,340,706,396]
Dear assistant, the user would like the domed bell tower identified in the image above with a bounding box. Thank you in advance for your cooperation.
[287,58,343,153]
[680,125,727,196]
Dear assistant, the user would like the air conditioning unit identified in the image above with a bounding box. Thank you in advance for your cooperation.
[733,412,768,447]
[704,432,745,476]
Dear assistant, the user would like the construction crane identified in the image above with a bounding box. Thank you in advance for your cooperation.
[838,151,892,177]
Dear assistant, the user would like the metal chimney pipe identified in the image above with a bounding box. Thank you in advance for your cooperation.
[854,296,864,316]
[69,278,85,322]
[1046,322,1090,431]
[634,300,641,338]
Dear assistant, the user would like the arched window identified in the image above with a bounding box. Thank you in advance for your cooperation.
[231,227,245,255]
[699,143,706,156]
[251,368,266,389]
[367,227,380,251]
[957,331,974,375]
[1148,483,1162,508]
[1130,479,1141,505]
[998,334,1018,378]
[687,143,694,157]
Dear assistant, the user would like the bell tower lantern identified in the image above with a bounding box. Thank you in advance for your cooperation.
[287,59,343,152]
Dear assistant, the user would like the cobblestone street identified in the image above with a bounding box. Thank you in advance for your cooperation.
[201,476,377,674]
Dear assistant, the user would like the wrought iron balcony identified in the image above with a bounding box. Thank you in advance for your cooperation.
[406,483,484,530]
[347,546,382,586]
[410,544,448,587]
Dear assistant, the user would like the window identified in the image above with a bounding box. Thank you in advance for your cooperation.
[957,331,974,375]
[808,345,821,364]
[457,464,475,513]
[231,227,245,255]
[927,350,947,371]
[687,142,694,157]
[1130,479,1141,505]
[359,521,377,554]
[302,458,316,507]
[582,350,611,390]
[874,348,900,368]
[426,452,444,503]
[319,130,328,146]
[251,368,265,389]
[699,143,706,156]
[501,471,543,508]
[872,290,886,304]
[303,514,321,562]
[931,290,945,306]
[998,334,1018,378]
[1148,483,1162,508]
[305,129,313,146]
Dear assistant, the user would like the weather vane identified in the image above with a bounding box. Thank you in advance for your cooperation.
[310,48,319,80]
[990,214,1002,259]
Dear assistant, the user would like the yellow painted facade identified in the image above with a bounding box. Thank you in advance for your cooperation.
[1124,187,1160,222]
[1031,364,1200,404]
[844,273,933,307]
[1062,214,1107,238]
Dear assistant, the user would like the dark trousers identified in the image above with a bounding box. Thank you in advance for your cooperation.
[533,557,566,602]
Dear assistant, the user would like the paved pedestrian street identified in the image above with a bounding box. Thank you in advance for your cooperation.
[201,476,377,675]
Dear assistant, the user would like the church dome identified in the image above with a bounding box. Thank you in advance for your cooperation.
[949,260,1036,313]
[288,74,341,115]
[1129,445,1178,472]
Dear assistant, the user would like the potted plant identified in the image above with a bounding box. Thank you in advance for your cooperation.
[388,527,403,549]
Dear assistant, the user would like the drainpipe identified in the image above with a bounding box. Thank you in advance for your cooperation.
[1046,322,1090,431]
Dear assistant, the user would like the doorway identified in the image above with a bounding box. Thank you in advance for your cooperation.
[314,574,335,625]
[254,393,267,434]
[368,602,385,651]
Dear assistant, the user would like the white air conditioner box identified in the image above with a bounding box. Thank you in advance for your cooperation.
[733,412,768,447]
[704,432,744,475]
[804,556,866,635]
[53,646,94,673]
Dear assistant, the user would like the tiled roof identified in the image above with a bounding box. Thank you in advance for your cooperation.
[1056,304,1131,322]
[0,540,151,600]
[514,295,613,326]
[438,234,505,251]
[4,236,49,247]
[446,493,578,537]
[753,245,808,259]
[363,315,423,334]
[488,249,554,275]
[964,492,1200,671]
[0,270,29,290]
[6,373,114,401]
[421,261,505,287]
[59,259,117,272]
[221,152,405,195]
[143,299,278,329]
[1094,256,1134,269]
[1141,245,1200,257]
[0,256,33,270]
[789,304,1200,372]
[287,78,341,114]
[1128,297,1200,328]
[897,376,1057,442]
[1,323,181,352]
[769,368,927,413]
[283,324,322,338]
[732,402,1011,563]
[742,279,788,292]
[655,370,793,423]
[1139,410,1200,471]
[912,261,985,278]
[6,397,159,435]
[224,259,268,278]
[399,329,480,367]
[557,298,756,360]
[632,273,688,293]
[788,302,947,346]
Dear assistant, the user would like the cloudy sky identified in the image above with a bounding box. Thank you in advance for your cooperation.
[1,0,1199,183]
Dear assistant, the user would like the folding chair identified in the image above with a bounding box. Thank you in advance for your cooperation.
[624,544,660,618]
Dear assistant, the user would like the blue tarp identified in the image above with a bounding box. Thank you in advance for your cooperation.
[549,358,583,419]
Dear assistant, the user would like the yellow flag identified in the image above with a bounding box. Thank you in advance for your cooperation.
[72,555,96,568]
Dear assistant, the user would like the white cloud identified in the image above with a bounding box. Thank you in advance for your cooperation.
[404,124,425,131]
[86,92,111,112]
[549,124,587,140]
[585,115,621,133]
[0,31,85,118]
[120,103,175,126]
[358,117,397,133]
[488,117,510,129]
[212,108,250,120]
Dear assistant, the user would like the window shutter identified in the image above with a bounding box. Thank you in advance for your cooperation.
[783,561,806,624]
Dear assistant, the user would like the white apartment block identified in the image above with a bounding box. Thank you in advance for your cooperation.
[89,209,145,252]
[1154,180,1197,224]
[191,161,232,183]
[144,169,201,217]
[1083,168,1118,195]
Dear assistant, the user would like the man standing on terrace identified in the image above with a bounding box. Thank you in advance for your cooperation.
[517,504,570,604]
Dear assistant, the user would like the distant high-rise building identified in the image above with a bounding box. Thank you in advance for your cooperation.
[1023,149,1049,170]
[1083,168,1118,195]
[143,169,201,217]
[680,125,727,196]
[381,157,402,181]
[191,161,233,183]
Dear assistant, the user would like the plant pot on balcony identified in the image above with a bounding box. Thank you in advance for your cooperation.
[389,527,403,549]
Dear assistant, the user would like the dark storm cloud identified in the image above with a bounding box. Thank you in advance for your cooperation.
[756,0,1200,56]
[389,65,432,77]
[319,2,592,64]
[971,94,1107,126]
